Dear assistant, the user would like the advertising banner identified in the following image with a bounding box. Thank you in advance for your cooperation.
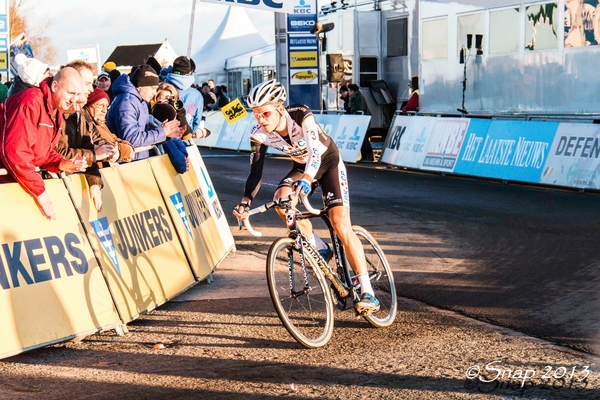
[69,164,196,323]
[67,46,100,75]
[196,111,226,148]
[0,0,7,81]
[316,114,370,163]
[380,115,438,168]
[198,0,294,14]
[288,35,318,47]
[289,51,318,68]
[290,68,318,85]
[539,123,600,189]
[288,0,320,111]
[0,179,120,359]
[186,146,235,259]
[215,113,256,151]
[421,118,470,172]
[453,120,557,183]
[150,154,226,277]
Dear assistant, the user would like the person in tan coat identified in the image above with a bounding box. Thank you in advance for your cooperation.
[84,88,135,166]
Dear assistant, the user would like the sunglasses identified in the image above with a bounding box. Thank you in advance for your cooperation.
[252,108,276,120]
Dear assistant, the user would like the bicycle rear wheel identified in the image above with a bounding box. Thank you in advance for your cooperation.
[266,237,334,348]
[353,226,397,327]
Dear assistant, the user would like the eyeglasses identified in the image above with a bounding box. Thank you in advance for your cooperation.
[94,104,108,111]
[252,108,276,121]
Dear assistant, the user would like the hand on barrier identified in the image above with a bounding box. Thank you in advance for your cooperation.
[35,191,57,220]
[194,127,211,139]
[108,145,120,163]
[163,119,184,138]
[89,184,102,212]
[95,144,116,161]
[294,179,312,196]
[118,142,134,163]
[60,155,87,173]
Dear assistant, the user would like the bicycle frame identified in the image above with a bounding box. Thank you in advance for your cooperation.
[242,194,398,347]
[242,195,356,302]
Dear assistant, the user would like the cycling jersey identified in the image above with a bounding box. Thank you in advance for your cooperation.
[243,104,350,209]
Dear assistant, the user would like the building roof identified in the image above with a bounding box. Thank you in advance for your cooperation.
[104,43,162,68]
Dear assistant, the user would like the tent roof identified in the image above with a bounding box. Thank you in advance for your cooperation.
[191,6,272,75]
[225,44,275,70]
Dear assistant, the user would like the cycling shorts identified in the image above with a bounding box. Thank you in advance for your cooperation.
[277,148,350,210]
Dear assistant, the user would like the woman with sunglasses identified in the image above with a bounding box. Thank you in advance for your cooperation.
[232,79,380,315]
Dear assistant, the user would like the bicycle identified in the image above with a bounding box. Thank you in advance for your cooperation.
[239,194,397,348]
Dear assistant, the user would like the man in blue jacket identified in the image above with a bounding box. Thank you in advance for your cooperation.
[164,56,204,136]
[107,64,183,160]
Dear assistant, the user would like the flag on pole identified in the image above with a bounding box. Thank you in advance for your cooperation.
[221,98,248,124]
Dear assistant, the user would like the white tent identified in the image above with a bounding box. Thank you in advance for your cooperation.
[225,44,275,70]
[191,6,273,81]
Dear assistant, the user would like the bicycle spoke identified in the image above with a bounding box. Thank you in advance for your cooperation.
[267,238,334,348]
[354,226,397,327]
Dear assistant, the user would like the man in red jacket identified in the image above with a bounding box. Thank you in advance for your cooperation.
[0,66,87,220]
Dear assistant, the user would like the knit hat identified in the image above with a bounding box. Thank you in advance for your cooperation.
[146,56,162,75]
[130,64,159,87]
[86,87,110,108]
[109,69,121,82]
[103,61,117,71]
[15,53,49,86]
[172,56,192,75]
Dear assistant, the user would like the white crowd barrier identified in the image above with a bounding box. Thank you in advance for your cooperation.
[380,115,600,191]
[198,112,371,164]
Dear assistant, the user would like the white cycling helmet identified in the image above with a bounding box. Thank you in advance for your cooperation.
[246,79,286,108]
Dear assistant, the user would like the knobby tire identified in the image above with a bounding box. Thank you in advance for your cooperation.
[266,237,334,348]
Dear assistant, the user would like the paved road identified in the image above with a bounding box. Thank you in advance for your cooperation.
[201,148,600,355]
[1,148,600,399]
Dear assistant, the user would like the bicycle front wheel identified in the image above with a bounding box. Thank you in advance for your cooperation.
[353,226,397,328]
[266,237,334,348]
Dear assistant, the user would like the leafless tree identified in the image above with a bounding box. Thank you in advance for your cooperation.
[9,0,57,64]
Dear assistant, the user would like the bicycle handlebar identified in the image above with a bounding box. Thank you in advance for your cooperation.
[238,194,322,237]
[300,193,320,215]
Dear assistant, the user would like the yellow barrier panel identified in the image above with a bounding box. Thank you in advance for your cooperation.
[0,179,121,359]
[149,154,215,279]
[186,146,235,264]
[66,162,196,323]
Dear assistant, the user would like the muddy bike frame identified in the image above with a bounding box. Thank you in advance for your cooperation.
[241,194,365,309]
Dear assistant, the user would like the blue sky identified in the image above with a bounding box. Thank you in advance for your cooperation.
[26,0,276,66]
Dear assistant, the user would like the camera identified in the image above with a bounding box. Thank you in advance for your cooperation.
[169,98,184,111]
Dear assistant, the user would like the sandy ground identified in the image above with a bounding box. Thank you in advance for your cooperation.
[0,225,599,399]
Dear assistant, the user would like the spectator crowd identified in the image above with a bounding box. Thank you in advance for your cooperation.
[0,54,226,220]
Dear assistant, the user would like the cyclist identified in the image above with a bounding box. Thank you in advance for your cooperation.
[233,79,380,315]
